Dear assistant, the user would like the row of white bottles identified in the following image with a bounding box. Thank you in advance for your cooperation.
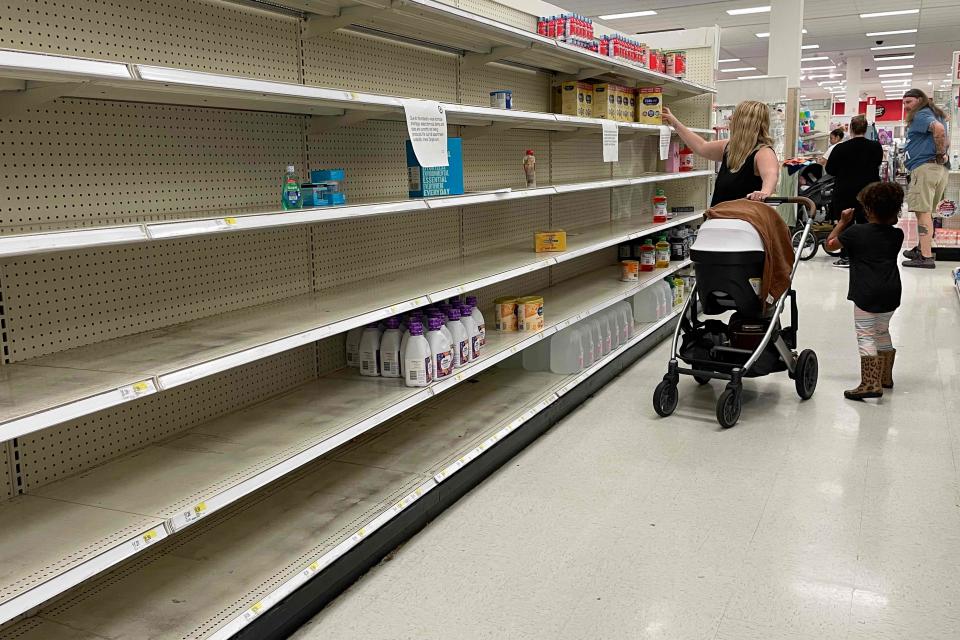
[522,301,633,375]
[344,300,486,388]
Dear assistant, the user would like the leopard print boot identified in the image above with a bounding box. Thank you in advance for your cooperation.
[878,349,896,389]
[844,355,883,400]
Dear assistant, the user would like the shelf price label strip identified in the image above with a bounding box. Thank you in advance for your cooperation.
[207,479,438,640]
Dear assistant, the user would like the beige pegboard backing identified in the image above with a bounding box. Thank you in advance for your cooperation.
[0,228,312,361]
[16,344,317,492]
[462,130,550,192]
[0,0,300,81]
[613,135,658,179]
[549,247,617,286]
[665,47,714,131]
[550,190,610,230]
[311,209,460,290]
[302,30,458,101]
[458,0,538,31]
[0,443,11,500]
[660,176,713,212]
[462,199,549,256]
[551,135,611,185]
[316,333,347,376]
[460,65,551,112]
[0,99,306,235]
[611,183,656,221]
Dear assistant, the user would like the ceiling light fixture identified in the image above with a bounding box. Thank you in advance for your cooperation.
[727,6,770,15]
[879,72,913,77]
[720,67,757,72]
[801,56,829,61]
[860,9,919,18]
[866,29,917,36]
[737,74,769,79]
[718,58,741,63]
[802,65,836,71]
[807,73,841,79]
[870,44,915,50]
[801,44,820,49]
[876,64,914,70]
[873,54,915,61]
[598,10,657,19]
[819,80,843,85]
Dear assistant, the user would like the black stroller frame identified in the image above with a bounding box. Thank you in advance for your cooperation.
[653,196,819,428]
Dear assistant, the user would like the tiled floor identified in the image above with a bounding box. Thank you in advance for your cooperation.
[293,258,960,640]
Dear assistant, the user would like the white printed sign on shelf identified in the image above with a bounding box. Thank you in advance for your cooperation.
[602,121,619,163]
[403,99,448,167]
[658,126,671,160]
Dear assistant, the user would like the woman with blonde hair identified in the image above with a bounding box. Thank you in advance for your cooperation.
[663,100,780,205]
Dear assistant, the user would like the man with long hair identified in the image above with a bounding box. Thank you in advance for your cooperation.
[901,88,949,269]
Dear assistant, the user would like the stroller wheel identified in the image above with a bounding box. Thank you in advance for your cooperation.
[693,375,711,385]
[716,386,742,428]
[822,243,842,258]
[792,229,819,261]
[653,380,679,417]
[795,349,819,400]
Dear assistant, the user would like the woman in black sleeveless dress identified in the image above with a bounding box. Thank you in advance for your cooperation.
[662,100,780,206]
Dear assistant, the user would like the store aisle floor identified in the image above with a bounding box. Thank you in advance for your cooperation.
[293,260,960,640]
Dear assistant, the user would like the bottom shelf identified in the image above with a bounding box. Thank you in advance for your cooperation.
[1,312,679,640]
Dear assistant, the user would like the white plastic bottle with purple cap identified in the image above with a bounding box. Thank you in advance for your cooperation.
[426,316,453,379]
[403,322,433,388]
[459,304,481,361]
[427,309,455,356]
[380,318,403,378]
[465,296,486,346]
[445,307,470,368]
[359,323,382,377]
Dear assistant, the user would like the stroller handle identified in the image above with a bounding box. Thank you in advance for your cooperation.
[763,195,817,221]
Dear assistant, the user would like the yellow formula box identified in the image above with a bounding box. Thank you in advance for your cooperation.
[561,81,594,117]
[637,87,663,124]
[592,84,614,120]
[534,230,567,253]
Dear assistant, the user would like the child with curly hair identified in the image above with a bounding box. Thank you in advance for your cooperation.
[826,182,904,400]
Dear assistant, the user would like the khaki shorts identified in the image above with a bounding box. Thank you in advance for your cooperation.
[907,162,948,213]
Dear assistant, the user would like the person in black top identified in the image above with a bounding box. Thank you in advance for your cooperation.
[663,100,780,206]
[825,182,904,401]
[826,115,884,268]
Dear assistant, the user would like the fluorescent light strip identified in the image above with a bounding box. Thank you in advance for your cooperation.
[802,65,836,71]
[877,64,914,70]
[866,29,917,36]
[718,58,741,63]
[871,44,915,51]
[598,10,657,19]
[737,75,769,79]
[879,72,912,77]
[860,9,919,18]
[801,56,829,61]
[720,67,757,72]
[727,5,770,15]
[807,73,841,79]
[801,44,820,49]
[757,29,806,37]
[819,80,843,85]
[874,54,915,61]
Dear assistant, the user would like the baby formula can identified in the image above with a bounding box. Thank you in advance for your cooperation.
[517,296,545,332]
[620,260,640,282]
[494,296,519,331]
[490,90,513,109]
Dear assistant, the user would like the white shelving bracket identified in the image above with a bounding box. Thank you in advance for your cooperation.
[304,5,384,39]
[462,44,532,70]
[0,80,92,117]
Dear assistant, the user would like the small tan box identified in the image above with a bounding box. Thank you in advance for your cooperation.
[561,81,594,117]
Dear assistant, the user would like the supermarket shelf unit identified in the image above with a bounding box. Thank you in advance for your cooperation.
[0,0,717,637]
[0,257,691,627]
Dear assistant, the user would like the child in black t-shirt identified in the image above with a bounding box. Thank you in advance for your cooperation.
[826,182,904,400]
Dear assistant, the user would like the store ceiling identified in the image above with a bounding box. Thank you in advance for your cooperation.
[557,0,959,103]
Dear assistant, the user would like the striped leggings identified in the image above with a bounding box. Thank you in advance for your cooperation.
[854,306,894,357]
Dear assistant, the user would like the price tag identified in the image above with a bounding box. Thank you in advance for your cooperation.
[215,217,238,229]
[119,379,157,401]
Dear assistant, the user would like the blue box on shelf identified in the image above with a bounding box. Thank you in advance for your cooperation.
[406,137,464,198]
[310,169,345,182]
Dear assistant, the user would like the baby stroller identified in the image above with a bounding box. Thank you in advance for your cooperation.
[792,165,840,260]
[652,196,819,428]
